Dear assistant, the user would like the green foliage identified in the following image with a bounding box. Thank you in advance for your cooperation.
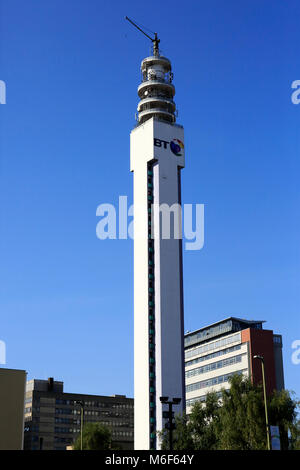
[73,422,112,450]
[292,420,300,450]
[158,412,195,450]
[158,374,299,450]
[218,375,266,449]
[157,391,221,450]
[268,389,299,450]
[190,392,221,450]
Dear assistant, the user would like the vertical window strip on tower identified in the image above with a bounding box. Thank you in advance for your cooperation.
[147,163,156,449]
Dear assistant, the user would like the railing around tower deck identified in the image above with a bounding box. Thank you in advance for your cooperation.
[138,81,175,101]
[141,74,173,85]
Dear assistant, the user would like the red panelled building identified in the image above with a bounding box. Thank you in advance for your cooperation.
[185,318,284,411]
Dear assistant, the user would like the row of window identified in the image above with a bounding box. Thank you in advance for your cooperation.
[26,397,133,410]
[55,427,78,434]
[186,369,247,393]
[185,320,233,347]
[56,408,73,415]
[94,421,132,428]
[54,437,73,444]
[54,425,133,436]
[185,333,241,360]
[52,407,134,418]
[185,354,244,379]
[55,417,79,425]
[186,391,223,408]
[55,398,133,409]
[185,344,242,368]
[112,431,133,438]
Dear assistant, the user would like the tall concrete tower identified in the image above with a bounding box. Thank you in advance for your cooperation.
[129,26,185,450]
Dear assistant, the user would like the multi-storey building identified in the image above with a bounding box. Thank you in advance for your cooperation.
[184,317,284,413]
[23,378,134,450]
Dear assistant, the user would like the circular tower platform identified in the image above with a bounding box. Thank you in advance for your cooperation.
[137,55,177,125]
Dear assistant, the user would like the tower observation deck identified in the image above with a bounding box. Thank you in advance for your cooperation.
[137,54,176,125]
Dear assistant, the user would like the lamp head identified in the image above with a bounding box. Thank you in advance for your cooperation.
[172,398,181,405]
[159,396,169,404]
[253,355,264,362]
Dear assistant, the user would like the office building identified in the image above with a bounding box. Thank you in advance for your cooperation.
[0,368,26,450]
[130,30,185,450]
[184,317,284,412]
[23,377,133,450]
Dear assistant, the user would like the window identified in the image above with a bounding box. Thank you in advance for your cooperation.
[186,391,223,408]
[186,369,247,393]
[185,344,241,367]
[185,333,241,360]
[186,354,244,379]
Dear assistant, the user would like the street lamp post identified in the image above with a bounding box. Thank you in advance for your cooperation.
[74,400,84,450]
[159,396,182,451]
[253,355,271,450]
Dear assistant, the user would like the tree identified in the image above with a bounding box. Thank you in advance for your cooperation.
[158,391,221,450]
[217,375,266,450]
[190,392,221,450]
[291,419,300,450]
[158,374,299,450]
[73,422,112,450]
[157,412,194,450]
[268,389,299,450]
[215,375,299,450]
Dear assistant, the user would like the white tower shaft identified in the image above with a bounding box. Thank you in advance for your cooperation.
[131,118,185,450]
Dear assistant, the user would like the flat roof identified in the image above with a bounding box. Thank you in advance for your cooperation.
[184,316,266,339]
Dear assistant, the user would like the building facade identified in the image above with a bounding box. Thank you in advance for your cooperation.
[0,368,26,450]
[23,378,133,450]
[184,317,284,413]
[131,43,185,449]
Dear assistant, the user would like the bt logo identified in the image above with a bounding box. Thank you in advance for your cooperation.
[170,139,184,156]
[154,138,184,156]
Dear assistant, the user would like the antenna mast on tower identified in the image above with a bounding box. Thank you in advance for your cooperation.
[125,16,160,56]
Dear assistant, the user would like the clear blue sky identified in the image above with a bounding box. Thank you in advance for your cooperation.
[0,0,299,399]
